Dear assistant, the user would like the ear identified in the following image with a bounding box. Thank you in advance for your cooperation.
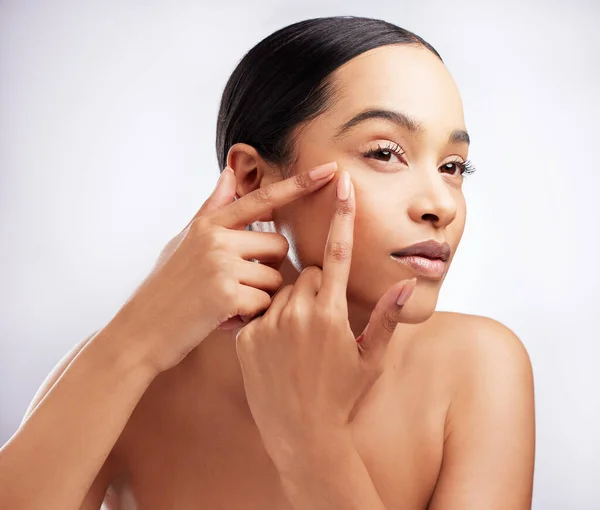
[226,143,279,222]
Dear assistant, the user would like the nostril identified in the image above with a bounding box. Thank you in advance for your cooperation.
[422,213,439,222]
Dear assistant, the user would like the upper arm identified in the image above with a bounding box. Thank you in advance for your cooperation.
[21,330,114,510]
[21,330,100,423]
[428,316,535,510]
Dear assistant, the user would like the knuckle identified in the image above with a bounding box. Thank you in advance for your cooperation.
[187,220,227,251]
[302,265,321,279]
[203,228,228,252]
[284,300,307,323]
[335,199,353,216]
[220,277,239,302]
[311,269,323,287]
[288,300,306,318]
[326,240,352,261]
[294,172,312,191]
[250,185,275,206]
[189,216,210,235]
[380,309,400,333]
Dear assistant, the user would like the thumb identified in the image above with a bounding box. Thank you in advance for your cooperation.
[356,278,417,364]
[199,167,237,216]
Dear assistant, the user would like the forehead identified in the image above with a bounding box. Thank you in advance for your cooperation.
[326,44,465,134]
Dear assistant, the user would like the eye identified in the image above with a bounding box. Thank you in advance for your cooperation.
[440,158,477,177]
[362,141,406,164]
[362,142,477,179]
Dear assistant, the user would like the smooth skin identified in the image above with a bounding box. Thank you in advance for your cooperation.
[0,161,342,509]
[0,44,535,509]
[237,171,419,509]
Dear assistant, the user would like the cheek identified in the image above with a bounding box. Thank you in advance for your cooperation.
[353,188,398,248]
[272,179,396,273]
[271,185,337,270]
[452,195,467,242]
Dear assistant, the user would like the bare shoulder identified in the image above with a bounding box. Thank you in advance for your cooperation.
[408,311,534,393]
[419,311,534,401]
[420,312,535,508]
[427,311,531,363]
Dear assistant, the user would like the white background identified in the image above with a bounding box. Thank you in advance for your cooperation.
[1,1,598,508]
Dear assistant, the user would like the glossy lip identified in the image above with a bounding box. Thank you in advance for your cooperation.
[391,240,451,262]
[390,254,447,279]
[390,240,451,280]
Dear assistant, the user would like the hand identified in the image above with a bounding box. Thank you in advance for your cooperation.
[107,161,340,375]
[235,169,417,467]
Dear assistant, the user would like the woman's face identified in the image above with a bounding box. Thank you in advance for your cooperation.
[269,44,469,324]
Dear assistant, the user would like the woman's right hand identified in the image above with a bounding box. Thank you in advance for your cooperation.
[106,161,339,375]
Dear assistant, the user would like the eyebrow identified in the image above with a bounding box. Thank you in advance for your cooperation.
[332,108,470,146]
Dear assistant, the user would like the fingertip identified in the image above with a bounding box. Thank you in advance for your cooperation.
[336,170,352,201]
[215,168,237,197]
[222,166,236,184]
[308,161,338,181]
[396,278,417,306]
[346,172,355,205]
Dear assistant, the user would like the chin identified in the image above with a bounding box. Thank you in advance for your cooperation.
[402,276,443,323]
[349,276,440,325]
[395,293,438,324]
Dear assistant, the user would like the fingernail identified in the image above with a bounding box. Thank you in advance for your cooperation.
[336,171,351,200]
[308,161,338,180]
[356,323,370,343]
[396,279,416,306]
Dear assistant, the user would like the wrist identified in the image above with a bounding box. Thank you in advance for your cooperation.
[269,426,355,476]
[89,318,160,385]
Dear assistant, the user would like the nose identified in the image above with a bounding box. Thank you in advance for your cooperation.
[406,168,457,228]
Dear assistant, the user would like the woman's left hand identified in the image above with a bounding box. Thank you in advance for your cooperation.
[235,169,417,466]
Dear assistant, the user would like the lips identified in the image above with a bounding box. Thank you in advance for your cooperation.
[390,240,451,279]
[391,240,451,262]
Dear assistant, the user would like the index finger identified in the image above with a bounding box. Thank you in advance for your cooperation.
[210,161,338,230]
[319,170,355,302]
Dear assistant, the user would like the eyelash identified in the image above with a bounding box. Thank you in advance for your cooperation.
[362,141,477,177]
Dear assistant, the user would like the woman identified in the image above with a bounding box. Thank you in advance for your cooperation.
[0,16,535,509]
